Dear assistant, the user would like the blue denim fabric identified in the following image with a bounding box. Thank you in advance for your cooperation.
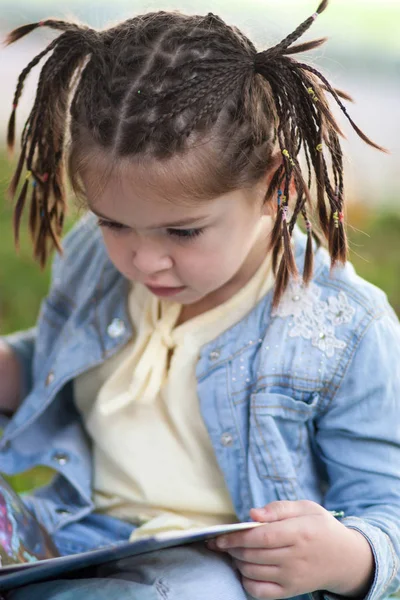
[7,543,251,600]
[2,214,400,600]
[7,512,252,600]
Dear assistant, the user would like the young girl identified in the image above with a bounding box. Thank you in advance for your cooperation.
[1,1,400,599]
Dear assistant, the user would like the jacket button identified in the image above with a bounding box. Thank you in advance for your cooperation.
[107,318,126,339]
[53,452,69,466]
[220,432,233,447]
[45,371,55,386]
[209,350,220,361]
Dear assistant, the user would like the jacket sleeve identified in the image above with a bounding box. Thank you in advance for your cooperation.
[0,216,89,408]
[315,309,400,599]
[1,327,37,405]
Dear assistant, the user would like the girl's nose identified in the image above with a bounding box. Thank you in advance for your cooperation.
[131,239,173,275]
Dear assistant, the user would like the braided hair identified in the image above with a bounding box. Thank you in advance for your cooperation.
[5,1,386,305]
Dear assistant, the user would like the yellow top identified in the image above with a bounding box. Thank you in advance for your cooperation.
[74,251,274,541]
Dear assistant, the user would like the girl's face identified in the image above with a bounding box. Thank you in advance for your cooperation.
[81,158,275,310]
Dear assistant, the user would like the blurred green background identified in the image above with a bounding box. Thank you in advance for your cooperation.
[0,0,399,498]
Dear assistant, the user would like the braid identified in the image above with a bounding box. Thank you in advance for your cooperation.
[174,68,249,137]
[298,63,387,153]
[7,38,61,150]
[258,0,328,60]
[6,21,95,264]
[252,1,386,306]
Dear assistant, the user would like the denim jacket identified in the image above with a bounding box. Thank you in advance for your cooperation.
[1,214,400,600]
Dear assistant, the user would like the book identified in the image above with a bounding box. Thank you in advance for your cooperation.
[0,475,344,591]
[0,475,262,591]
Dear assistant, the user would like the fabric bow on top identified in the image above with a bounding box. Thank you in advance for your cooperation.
[96,293,182,416]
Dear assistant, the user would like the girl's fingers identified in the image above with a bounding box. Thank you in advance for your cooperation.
[250,500,325,523]
[227,545,291,564]
[234,558,282,583]
[215,518,299,550]
[242,577,286,600]
[205,539,225,553]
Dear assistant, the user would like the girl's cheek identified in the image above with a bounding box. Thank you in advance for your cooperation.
[102,237,130,270]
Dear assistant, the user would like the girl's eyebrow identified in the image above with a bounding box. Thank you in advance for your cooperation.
[89,205,210,229]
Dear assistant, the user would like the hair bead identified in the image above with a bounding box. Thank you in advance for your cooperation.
[332,210,339,228]
[307,87,319,102]
[282,149,295,167]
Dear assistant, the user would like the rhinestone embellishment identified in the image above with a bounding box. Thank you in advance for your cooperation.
[220,432,234,447]
[107,318,126,339]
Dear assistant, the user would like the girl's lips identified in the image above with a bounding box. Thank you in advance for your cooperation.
[145,284,186,297]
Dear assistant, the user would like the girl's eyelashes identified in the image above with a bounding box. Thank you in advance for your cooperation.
[97,219,127,231]
[97,219,204,241]
[167,228,204,240]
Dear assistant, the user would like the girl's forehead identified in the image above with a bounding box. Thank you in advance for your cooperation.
[80,142,245,209]
[116,157,208,207]
[83,161,260,231]
[81,158,216,226]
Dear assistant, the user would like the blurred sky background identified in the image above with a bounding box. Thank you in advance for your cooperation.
[0,0,399,208]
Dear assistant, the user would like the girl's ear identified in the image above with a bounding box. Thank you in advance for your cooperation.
[262,198,277,218]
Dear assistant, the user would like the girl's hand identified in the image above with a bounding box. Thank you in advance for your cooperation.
[0,341,21,414]
[209,500,375,600]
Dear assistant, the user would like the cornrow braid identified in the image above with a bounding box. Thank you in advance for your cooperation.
[115,52,253,155]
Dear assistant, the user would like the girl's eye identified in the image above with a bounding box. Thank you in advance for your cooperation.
[97,219,127,232]
[97,219,204,241]
[167,228,204,240]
